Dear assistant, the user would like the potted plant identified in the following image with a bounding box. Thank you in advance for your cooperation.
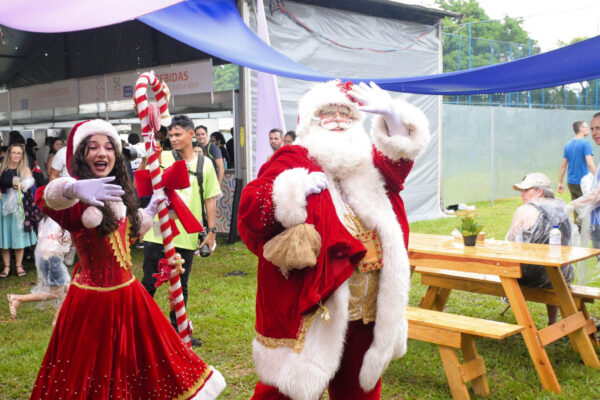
[458,215,483,247]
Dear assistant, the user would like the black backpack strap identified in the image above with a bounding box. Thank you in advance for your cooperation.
[196,154,207,227]
[171,150,207,226]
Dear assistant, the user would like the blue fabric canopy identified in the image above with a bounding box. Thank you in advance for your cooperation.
[140,0,600,95]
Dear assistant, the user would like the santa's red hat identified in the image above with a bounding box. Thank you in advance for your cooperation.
[296,80,363,137]
[66,119,121,176]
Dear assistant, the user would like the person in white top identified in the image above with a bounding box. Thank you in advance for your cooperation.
[49,146,70,180]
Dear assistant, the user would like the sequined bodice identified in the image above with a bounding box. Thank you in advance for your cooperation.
[71,219,134,288]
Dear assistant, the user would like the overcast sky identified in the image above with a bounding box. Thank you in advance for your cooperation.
[401,0,600,51]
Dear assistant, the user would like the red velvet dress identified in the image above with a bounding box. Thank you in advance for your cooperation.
[30,188,223,400]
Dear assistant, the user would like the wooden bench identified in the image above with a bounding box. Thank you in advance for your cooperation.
[414,266,599,341]
[407,306,524,400]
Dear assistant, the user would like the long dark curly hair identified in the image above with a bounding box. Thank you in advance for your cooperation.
[70,136,141,237]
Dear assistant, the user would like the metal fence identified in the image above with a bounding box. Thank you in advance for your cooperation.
[442,32,599,110]
[442,105,599,206]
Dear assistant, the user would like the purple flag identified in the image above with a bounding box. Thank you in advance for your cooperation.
[255,0,286,175]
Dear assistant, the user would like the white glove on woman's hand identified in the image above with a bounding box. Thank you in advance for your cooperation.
[145,190,168,217]
[304,172,328,197]
[348,81,409,137]
[64,177,125,207]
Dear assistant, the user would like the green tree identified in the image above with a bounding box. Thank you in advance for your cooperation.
[436,0,537,72]
[213,64,239,92]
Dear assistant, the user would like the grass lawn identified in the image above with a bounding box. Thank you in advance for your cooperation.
[1,196,600,399]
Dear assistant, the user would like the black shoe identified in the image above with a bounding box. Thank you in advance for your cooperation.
[190,337,202,347]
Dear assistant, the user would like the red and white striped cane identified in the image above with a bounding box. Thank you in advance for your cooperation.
[134,71,192,346]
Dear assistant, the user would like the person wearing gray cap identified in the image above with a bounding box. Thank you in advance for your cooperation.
[506,172,575,325]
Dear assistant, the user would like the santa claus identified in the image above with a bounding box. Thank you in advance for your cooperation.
[238,80,430,400]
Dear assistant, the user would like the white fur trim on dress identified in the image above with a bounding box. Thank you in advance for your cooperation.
[371,99,430,161]
[72,119,121,153]
[297,80,363,138]
[138,209,154,236]
[253,282,350,400]
[81,201,126,229]
[190,367,226,400]
[43,177,79,210]
[21,176,35,191]
[325,160,411,391]
[272,168,309,228]
[82,206,103,228]
[107,201,126,221]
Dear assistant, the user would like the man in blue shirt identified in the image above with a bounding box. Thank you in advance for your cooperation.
[558,121,596,228]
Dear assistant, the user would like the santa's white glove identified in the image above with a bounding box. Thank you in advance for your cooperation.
[304,172,328,197]
[144,190,169,217]
[349,81,409,137]
[64,177,125,207]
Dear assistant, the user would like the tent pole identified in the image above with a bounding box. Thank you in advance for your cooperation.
[7,89,12,131]
[468,22,471,106]
[490,108,495,207]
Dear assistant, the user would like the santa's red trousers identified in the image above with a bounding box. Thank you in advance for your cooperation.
[251,320,382,400]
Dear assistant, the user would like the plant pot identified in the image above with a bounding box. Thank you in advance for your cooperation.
[463,235,477,246]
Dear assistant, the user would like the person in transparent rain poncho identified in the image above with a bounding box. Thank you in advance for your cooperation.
[572,112,600,285]
[506,172,576,325]
[7,215,71,325]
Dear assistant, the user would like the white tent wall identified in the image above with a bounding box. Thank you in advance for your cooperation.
[443,104,599,206]
[247,0,444,221]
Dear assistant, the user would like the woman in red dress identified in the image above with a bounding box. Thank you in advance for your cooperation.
[31,119,225,399]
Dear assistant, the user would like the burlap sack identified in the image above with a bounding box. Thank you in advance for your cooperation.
[263,223,322,278]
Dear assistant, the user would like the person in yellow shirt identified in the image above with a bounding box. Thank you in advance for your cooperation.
[141,114,221,347]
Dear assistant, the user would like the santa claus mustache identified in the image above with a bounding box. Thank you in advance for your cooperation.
[320,119,353,131]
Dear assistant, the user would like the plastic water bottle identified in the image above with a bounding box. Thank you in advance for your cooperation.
[549,225,562,258]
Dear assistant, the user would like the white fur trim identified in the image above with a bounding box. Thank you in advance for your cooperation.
[21,176,34,191]
[43,177,79,210]
[107,200,126,220]
[138,209,154,236]
[190,367,226,400]
[272,168,309,228]
[72,119,121,153]
[371,99,430,161]
[253,283,350,400]
[82,206,103,228]
[325,161,411,391]
[297,80,363,138]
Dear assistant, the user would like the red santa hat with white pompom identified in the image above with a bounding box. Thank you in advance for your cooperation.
[65,119,122,177]
[65,119,123,229]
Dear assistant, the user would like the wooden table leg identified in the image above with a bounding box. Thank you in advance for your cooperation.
[438,345,471,400]
[500,276,561,393]
[420,286,451,311]
[461,335,490,397]
[545,267,600,369]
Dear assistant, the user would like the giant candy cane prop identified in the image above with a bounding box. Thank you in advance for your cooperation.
[134,71,193,346]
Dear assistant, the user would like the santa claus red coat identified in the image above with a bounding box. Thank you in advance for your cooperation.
[238,81,430,400]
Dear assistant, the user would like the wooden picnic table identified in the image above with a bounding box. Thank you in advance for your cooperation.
[408,232,600,394]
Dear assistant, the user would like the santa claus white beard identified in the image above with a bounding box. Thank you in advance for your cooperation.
[297,121,372,179]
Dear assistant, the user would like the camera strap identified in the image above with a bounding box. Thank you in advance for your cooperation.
[172,150,207,227]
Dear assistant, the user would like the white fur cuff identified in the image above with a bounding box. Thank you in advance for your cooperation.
[272,168,310,228]
[372,99,430,161]
[43,177,79,210]
[21,176,35,191]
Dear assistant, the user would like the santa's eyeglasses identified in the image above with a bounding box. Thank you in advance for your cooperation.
[320,110,351,119]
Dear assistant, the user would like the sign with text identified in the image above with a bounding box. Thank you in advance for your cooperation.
[79,76,106,104]
[153,60,213,95]
[105,60,214,101]
[10,79,78,110]
[0,91,8,119]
